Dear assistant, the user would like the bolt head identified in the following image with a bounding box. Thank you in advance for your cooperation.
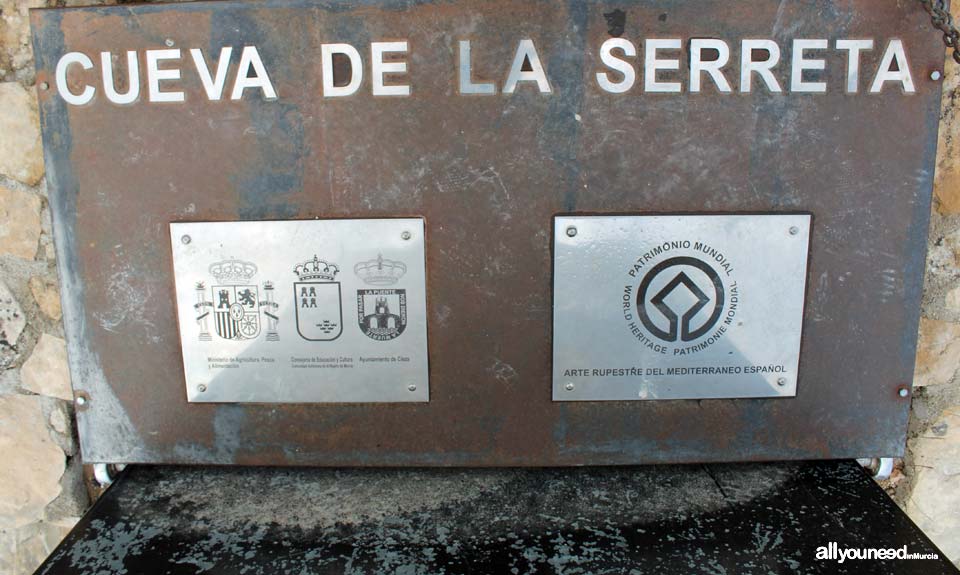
[565,382,575,391]
[931,70,943,81]
[39,82,49,91]
[565,226,578,238]
[789,226,799,236]
[898,387,909,398]
[407,384,417,392]
[776,377,787,386]
[401,231,412,241]
[197,384,207,393]
[75,396,87,406]
[181,234,191,245]
[165,38,175,47]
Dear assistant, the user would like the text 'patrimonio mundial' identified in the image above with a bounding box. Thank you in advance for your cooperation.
[53,37,917,106]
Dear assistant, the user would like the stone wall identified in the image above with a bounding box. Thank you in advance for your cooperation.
[899,4,960,563]
[0,1,93,572]
[1,4,82,574]
[0,1,959,572]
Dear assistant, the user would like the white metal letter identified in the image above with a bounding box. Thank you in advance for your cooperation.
[371,41,410,97]
[503,39,552,94]
[596,38,636,94]
[191,47,233,101]
[146,49,185,103]
[644,38,682,93]
[230,46,277,100]
[321,43,363,97]
[690,39,731,93]
[55,52,95,106]
[458,40,496,95]
[740,40,782,93]
[835,39,874,93]
[101,51,140,105]
[869,39,915,94]
[791,39,828,93]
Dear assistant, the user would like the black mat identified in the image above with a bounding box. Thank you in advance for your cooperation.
[34,461,959,574]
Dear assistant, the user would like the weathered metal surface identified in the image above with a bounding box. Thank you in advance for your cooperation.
[31,0,943,465]
[553,214,810,401]
[171,219,430,403]
[33,461,960,574]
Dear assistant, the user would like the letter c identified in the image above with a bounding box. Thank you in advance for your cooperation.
[55,52,95,105]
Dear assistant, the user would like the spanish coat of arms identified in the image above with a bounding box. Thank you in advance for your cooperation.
[194,259,279,342]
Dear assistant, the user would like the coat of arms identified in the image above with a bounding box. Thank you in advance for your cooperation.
[294,255,342,341]
[194,259,279,342]
[354,254,408,341]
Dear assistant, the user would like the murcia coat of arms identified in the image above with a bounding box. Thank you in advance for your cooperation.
[294,255,343,341]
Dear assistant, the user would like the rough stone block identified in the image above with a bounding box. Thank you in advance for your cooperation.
[0,279,25,351]
[20,334,72,401]
[0,395,64,529]
[12,518,77,575]
[914,317,960,387]
[0,185,41,260]
[0,83,44,185]
[907,409,960,564]
[934,3,960,214]
[28,276,61,321]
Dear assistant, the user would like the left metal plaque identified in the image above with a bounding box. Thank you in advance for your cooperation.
[171,219,429,403]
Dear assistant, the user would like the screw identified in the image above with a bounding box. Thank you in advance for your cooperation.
[401,231,412,241]
[165,38,175,47]
[407,384,417,392]
[181,234,191,245]
[197,384,207,393]
[898,387,910,398]
[565,382,575,391]
[566,226,578,238]
[931,70,943,81]
[75,396,87,406]
[776,377,787,387]
[789,226,799,236]
[39,81,49,91]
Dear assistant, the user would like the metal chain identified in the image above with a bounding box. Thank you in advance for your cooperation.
[919,0,960,64]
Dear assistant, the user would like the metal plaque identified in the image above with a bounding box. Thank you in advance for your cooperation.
[170,219,429,403]
[32,0,942,465]
[554,215,810,401]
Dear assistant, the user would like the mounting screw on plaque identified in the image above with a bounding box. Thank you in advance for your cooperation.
[181,234,191,245]
[565,382,575,391]
[401,230,412,240]
[898,387,910,398]
[566,226,577,238]
[789,226,799,236]
[197,384,207,393]
[777,377,788,387]
[407,384,417,392]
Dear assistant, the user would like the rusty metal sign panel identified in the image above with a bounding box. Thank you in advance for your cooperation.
[170,219,429,403]
[31,0,942,465]
[553,214,811,401]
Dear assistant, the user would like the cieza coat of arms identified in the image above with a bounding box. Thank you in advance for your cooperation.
[194,259,279,342]
[293,255,342,341]
[354,254,408,341]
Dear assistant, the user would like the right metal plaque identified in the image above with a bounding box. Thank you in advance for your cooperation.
[553,214,811,401]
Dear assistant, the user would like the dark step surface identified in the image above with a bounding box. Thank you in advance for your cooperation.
[34,460,960,574]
